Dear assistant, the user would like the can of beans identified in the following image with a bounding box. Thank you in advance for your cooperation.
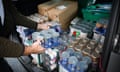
[82,48,91,56]
[91,51,100,63]
[78,42,87,50]
[87,43,95,50]
[95,43,103,53]
[82,38,90,44]
[74,44,85,52]
[89,40,97,46]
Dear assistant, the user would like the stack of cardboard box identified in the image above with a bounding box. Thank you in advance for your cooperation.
[38,1,59,16]
[38,1,78,30]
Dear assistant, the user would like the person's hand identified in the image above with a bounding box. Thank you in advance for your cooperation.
[24,40,45,55]
[37,23,52,30]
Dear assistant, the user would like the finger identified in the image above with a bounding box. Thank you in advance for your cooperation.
[45,22,52,26]
[36,38,43,41]
[47,26,50,29]
[33,40,40,45]
[39,47,46,53]
[41,48,46,51]
[47,23,52,26]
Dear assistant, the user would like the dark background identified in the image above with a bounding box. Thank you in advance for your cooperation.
[12,0,49,16]
[12,0,113,16]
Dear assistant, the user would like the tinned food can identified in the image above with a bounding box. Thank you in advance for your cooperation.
[78,41,87,50]
[95,43,103,53]
[68,40,78,48]
[82,48,91,56]
[97,43,103,49]
[91,51,100,64]
[82,38,90,44]
[74,44,85,52]
[86,43,95,50]
[70,40,79,47]
[95,47,102,54]
[89,40,97,46]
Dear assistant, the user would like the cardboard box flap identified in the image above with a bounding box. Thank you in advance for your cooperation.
[38,1,59,10]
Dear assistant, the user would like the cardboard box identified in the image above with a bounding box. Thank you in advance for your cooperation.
[38,1,59,16]
[61,12,77,31]
[48,1,78,30]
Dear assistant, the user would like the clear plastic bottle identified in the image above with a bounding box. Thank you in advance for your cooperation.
[73,52,83,60]
[68,56,78,72]
[66,48,75,56]
[76,61,88,72]
[82,56,92,65]
[44,34,52,48]
[61,51,70,66]
[32,32,42,41]
[52,32,60,47]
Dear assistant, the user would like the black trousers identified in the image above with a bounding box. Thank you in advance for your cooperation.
[0,58,13,72]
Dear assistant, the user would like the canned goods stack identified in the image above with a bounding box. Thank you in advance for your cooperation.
[59,48,92,72]
[32,29,60,48]
[66,37,104,71]
[93,19,108,44]
[27,13,49,23]
[49,21,62,33]
[74,38,90,51]
[31,47,59,71]
[30,25,62,71]
[41,48,59,71]
[67,36,81,48]
[70,18,95,38]
[16,26,34,46]
[83,40,99,64]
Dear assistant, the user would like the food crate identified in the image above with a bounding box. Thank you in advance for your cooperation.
[82,4,111,22]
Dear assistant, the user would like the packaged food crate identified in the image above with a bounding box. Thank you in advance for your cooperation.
[82,4,111,22]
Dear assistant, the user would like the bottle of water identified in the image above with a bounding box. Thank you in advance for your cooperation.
[44,34,52,48]
[61,51,70,67]
[66,48,75,56]
[73,52,83,61]
[52,32,60,47]
[76,61,88,72]
[82,56,92,65]
[68,56,78,72]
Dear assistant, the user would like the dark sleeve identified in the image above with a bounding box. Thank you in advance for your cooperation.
[9,0,38,30]
[0,37,24,57]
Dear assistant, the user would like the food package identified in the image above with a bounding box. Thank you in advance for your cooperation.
[48,1,78,30]
[38,1,60,16]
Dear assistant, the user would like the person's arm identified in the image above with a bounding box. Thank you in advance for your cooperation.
[23,40,45,55]
[0,37,45,57]
[8,0,37,30]
[8,0,51,30]
[0,37,24,57]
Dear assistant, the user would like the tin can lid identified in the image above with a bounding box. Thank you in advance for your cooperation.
[91,51,100,58]
[87,44,95,49]
[95,47,102,53]
[82,38,89,43]
[90,40,97,45]
[82,48,91,54]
